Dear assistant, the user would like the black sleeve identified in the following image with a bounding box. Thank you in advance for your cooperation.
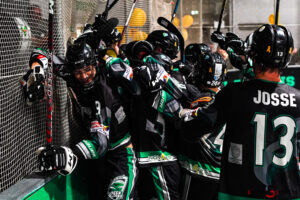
[180,84,232,140]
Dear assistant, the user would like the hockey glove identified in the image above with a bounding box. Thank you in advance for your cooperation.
[37,146,78,176]
[29,48,49,70]
[211,31,227,50]
[20,65,45,105]
[225,32,246,55]
[135,65,153,90]
[179,108,199,122]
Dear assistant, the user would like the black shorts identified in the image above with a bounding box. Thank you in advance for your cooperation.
[136,162,181,200]
[183,172,219,200]
[86,145,138,200]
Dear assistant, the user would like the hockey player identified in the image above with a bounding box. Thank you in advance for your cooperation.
[178,43,227,200]
[180,24,300,200]
[22,39,137,200]
[120,39,182,199]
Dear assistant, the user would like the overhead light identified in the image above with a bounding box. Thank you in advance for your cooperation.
[191,10,199,15]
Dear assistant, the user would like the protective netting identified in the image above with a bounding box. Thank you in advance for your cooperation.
[0,0,152,192]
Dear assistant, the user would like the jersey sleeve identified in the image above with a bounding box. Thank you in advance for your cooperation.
[151,89,181,119]
[105,57,139,96]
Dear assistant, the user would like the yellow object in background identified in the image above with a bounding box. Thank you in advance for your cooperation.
[182,15,194,28]
[129,8,147,27]
[269,13,275,24]
[131,29,148,41]
[173,17,180,28]
[182,28,188,41]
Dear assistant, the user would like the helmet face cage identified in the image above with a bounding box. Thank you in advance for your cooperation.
[251,24,294,69]
[147,30,180,59]
[185,43,211,84]
[185,43,211,66]
[197,52,226,88]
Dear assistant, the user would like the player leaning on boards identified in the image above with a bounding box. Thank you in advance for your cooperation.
[180,24,300,200]
[21,37,137,200]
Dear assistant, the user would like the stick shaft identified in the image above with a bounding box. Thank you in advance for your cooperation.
[217,0,227,32]
[171,0,180,22]
[275,0,280,25]
[118,0,137,46]
[47,0,54,146]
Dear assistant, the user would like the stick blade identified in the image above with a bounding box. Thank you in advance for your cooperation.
[157,17,185,62]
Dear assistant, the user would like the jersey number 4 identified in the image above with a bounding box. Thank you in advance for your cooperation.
[252,113,296,167]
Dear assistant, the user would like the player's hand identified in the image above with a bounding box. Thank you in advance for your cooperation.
[211,31,227,50]
[179,108,199,122]
[225,32,246,55]
[29,48,48,70]
[37,146,78,176]
[20,65,45,105]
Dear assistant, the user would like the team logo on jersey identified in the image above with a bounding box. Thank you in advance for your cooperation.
[108,175,128,200]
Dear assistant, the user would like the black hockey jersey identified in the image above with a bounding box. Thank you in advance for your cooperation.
[178,84,223,180]
[185,79,300,199]
[71,72,131,159]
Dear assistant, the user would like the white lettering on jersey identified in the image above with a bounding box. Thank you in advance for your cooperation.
[253,90,297,107]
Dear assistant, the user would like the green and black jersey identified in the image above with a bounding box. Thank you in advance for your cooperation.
[179,84,223,180]
[185,79,300,199]
[72,72,131,159]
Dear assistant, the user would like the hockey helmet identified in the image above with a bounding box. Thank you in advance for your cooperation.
[126,40,154,60]
[249,24,294,69]
[196,52,227,88]
[185,43,211,65]
[146,30,180,59]
[66,40,96,70]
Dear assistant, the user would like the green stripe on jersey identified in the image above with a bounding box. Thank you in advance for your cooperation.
[109,132,131,150]
[82,140,99,159]
[178,154,220,174]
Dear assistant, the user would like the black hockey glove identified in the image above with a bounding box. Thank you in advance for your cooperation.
[173,61,193,78]
[211,31,227,50]
[37,146,78,176]
[20,65,45,106]
[225,32,246,55]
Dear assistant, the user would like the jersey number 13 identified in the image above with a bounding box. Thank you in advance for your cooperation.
[252,113,296,167]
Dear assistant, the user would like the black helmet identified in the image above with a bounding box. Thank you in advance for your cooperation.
[249,24,294,69]
[196,52,227,88]
[146,30,180,59]
[185,43,211,66]
[152,53,173,72]
[126,40,154,60]
[66,40,96,70]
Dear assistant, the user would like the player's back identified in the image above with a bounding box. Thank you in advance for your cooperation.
[217,79,300,200]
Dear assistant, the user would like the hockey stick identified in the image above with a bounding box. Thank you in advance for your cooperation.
[217,0,227,32]
[118,0,137,46]
[102,0,120,19]
[46,0,54,146]
[171,0,180,22]
[275,0,280,25]
[157,16,185,63]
